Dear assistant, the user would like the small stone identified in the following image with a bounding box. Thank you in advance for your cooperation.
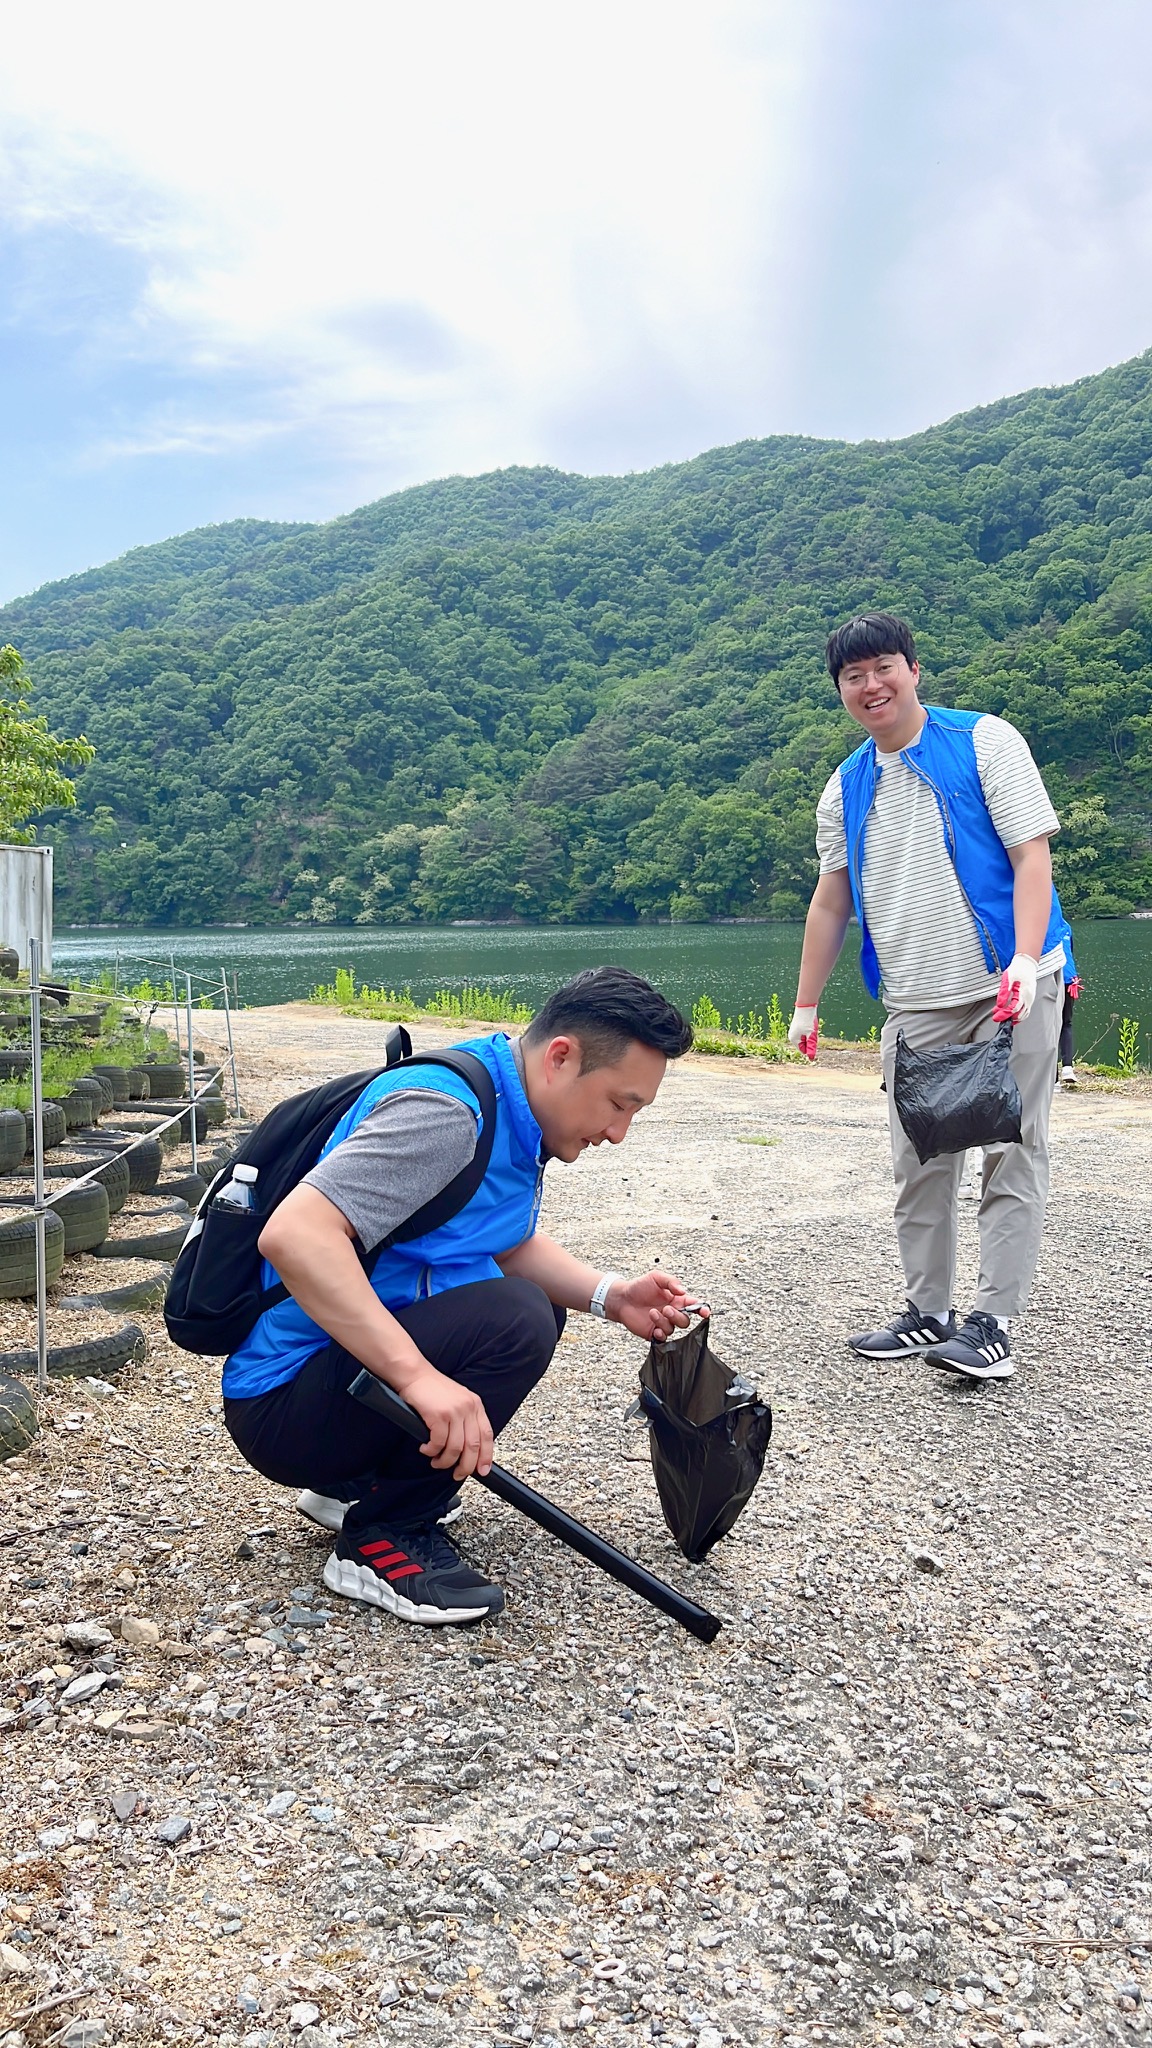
[112,1569,136,1590]
[38,1826,72,1850]
[61,1671,108,1705]
[911,1550,947,1574]
[697,2031,724,2048]
[61,2025,108,2048]
[81,1376,118,1402]
[286,1607,330,1628]
[1018,2035,1054,2048]
[63,1620,113,1651]
[287,2003,320,2030]
[119,1615,160,1647]
[377,1981,402,2008]
[540,1828,561,1852]
[0,1943,33,1978]
[154,1814,191,1845]
[265,1791,297,1818]
[235,1540,257,1559]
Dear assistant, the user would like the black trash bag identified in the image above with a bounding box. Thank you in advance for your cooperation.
[893,1019,1023,1166]
[638,1316,772,1563]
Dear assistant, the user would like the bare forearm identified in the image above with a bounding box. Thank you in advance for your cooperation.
[1009,838,1052,960]
[497,1230,605,1311]
[796,875,853,1006]
[259,1193,427,1391]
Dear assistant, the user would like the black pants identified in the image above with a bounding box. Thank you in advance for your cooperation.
[224,1277,564,1535]
[1058,988,1075,1070]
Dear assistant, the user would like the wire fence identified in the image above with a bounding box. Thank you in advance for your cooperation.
[3,941,243,1396]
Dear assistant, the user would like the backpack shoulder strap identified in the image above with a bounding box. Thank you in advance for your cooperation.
[373,1047,501,1250]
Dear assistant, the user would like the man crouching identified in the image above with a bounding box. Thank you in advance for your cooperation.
[222,967,700,1626]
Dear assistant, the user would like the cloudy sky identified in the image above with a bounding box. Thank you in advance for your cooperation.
[3,0,1152,600]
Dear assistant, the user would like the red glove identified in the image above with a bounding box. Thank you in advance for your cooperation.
[1067,976,1083,1000]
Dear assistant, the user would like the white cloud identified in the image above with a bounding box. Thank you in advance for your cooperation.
[0,0,821,480]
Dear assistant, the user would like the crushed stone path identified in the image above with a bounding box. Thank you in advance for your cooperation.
[0,1006,1148,2048]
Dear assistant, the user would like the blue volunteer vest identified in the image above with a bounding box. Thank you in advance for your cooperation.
[222,1031,545,1399]
[838,705,1066,1000]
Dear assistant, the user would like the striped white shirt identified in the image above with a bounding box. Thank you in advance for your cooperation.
[816,714,1063,1009]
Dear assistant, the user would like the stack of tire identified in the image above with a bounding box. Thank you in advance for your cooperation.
[0,1033,229,1403]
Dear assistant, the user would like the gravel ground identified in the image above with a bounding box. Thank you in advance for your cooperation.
[0,1007,1149,2048]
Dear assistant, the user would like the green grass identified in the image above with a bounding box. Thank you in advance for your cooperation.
[309,971,531,1026]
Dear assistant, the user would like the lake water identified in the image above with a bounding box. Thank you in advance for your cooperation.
[52,920,1152,1065]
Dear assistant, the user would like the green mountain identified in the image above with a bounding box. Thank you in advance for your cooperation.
[7,349,1152,927]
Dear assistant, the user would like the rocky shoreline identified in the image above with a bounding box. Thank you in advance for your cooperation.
[0,1007,1148,2048]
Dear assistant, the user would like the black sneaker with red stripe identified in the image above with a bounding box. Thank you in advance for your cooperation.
[321,1518,504,1626]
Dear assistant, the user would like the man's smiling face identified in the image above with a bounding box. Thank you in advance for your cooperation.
[836,649,924,748]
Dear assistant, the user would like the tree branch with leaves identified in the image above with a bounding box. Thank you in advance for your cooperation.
[0,644,94,843]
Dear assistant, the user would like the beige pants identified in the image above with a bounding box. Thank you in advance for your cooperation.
[880,972,1062,1320]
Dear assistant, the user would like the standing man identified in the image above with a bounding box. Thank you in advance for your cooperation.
[223,967,702,1625]
[788,612,1066,1383]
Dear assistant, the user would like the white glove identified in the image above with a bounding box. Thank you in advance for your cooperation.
[788,1004,819,1059]
[996,952,1038,1022]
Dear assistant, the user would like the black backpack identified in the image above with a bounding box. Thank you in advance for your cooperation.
[163,1027,498,1357]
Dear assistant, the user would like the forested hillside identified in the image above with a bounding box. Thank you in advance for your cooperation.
[7,348,1152,926]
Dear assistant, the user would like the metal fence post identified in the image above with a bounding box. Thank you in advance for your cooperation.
[170,950,181,1061]
[29,937,48,1399]
[220,965,241,1114]
[184,972,198,1178]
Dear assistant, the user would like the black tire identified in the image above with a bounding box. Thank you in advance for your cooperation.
[0,1370,37,1458]
[0,1321,147,1381]
[144,1063,186,1095]
[92,1220,189,1261]
[147,1098,222,1135]
[86,1072,116,1113]
[0,1109,26,1175]
[51,1181,111,1255]
[126,1068,150,1099]
[0,1208,66,1299]
[0,947,19,982]
[72,1077,105,1116]
[58,1266,172,1313]
[0,1050,31,1077]
[158,1173,209,1207]
[45,1151,131,1216]
[91,1065,130,1103]
[24,1104,68,1154]
[56,1089,95,1130]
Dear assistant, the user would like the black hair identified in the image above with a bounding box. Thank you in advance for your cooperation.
[523,965,692,1068]
[826,611,917,685]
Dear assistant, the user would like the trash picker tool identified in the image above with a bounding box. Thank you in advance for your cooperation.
[349,1370,722,1644]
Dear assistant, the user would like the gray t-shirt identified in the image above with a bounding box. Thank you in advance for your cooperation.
[302,1039,529,1251]
[304,1089,479,1251]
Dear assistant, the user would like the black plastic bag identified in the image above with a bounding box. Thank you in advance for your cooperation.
[893,1018,1023,1166]
[638,1317,772,1563]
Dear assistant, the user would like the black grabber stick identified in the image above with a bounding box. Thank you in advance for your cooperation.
[348,1370,722,1645]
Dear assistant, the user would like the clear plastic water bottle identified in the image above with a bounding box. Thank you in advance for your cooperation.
[212,1163,259,1211]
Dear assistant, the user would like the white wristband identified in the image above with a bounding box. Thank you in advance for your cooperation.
[589,1272,624,1320]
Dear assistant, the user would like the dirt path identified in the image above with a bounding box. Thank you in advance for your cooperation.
[0,1009,1148,2048]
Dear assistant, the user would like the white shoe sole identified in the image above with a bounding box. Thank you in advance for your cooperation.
[927,1351,1015,1380]
[321,1552,495,1626]
[847,1337,947,1360]
[297,1489,464,1533]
